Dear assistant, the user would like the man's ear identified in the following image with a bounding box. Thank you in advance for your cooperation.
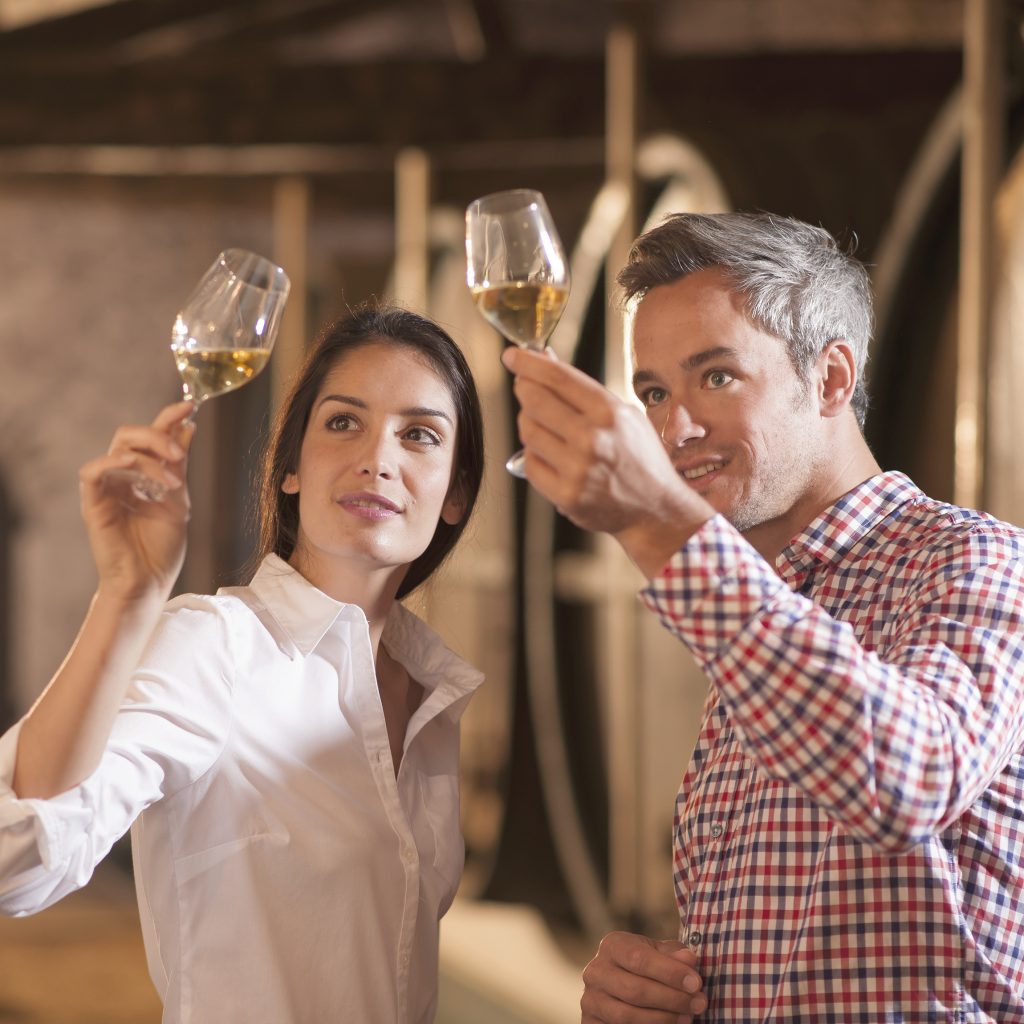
[816,340,857,418]
[441,476,468,526]
[282,472,299,495]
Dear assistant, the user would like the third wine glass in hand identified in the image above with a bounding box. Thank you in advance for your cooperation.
[466,189,569,476]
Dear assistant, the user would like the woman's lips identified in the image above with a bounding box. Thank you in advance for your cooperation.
[337,492,402,520]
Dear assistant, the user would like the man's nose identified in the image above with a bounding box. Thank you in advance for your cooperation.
[659,402,706,448]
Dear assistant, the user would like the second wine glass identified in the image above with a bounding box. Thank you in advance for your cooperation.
[466,189,570,477]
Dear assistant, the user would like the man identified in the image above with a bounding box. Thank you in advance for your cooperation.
[502,212,1024,1023]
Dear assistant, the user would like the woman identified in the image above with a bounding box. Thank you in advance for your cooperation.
[0,304,486,1023]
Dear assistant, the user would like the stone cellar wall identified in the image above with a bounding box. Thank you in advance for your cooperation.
[0,177,274,716]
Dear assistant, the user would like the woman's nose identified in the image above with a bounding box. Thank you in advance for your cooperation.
[358,434,396,479]
[659,402,706,448]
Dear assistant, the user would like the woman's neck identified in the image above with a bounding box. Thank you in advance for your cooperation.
[287,549,405,659]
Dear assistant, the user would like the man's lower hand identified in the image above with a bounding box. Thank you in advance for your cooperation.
[580,931,707,1022]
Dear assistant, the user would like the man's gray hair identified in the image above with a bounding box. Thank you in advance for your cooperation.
[617,212,874,427]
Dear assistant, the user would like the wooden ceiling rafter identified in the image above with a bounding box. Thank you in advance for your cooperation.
[0,0,132,31]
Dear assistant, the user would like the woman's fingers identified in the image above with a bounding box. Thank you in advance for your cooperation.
[107,401,194,458]
[107,424,187,464]
[81,451,181,489]
[153,400,197,451]
[80,451,137,488]
[80,456,183,518]
[152,399,195,431]
[83,401,197,513]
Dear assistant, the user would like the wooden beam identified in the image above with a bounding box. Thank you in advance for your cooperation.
[957,0,1004,509]
[272,175,310,417]
[0,0,131,31]
[392,146,431,311]
[0,139,605,177]
[604,16,641,924]
[0,58,608,145]
[653,0,964,53]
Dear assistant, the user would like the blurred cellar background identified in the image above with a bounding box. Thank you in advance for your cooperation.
[1,0,1024,1021]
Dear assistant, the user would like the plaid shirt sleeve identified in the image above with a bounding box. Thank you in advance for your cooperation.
[642,514,1024,852]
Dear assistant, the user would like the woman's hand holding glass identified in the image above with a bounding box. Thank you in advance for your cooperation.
[79,400,196,604]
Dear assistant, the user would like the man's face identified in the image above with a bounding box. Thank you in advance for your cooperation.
[631,267,826,538]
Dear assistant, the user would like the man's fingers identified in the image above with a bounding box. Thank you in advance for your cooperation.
[581,969,704,1021]
[515,416,592,516]
[654,939,687,956]
[519,447,567,511]
[657,942,700,970]
[580,932,708,1023]
[607,933,703,993]
[504,345,611,411]
[513,376,580,440]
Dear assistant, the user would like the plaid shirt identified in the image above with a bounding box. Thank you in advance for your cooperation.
[641,472,1024,1023]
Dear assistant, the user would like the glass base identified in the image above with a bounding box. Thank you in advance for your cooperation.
[102,467,169,503]
[100,400,198,504]
[505,448,528,478]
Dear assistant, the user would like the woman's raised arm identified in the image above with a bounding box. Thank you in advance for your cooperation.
[13,401,195,799]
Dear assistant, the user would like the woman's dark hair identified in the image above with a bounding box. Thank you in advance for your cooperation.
[256,302,485,599]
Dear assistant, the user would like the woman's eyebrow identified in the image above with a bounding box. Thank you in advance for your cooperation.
[316,394,453,425]
[402,406,454,425]
[317,393,366,410]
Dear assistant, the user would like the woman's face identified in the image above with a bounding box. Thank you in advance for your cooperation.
[283,341,464,593]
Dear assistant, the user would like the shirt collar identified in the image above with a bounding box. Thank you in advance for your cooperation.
[778,471,922,583]
[383,602,484,701]
[247,553,359,656]
[245,554,484,699]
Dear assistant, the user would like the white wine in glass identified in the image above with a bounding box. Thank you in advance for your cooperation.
[172,347,271,405]
[111,248,290,502]
[466,189,570,476]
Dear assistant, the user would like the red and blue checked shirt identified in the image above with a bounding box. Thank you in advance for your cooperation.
[641,472,1024,1023]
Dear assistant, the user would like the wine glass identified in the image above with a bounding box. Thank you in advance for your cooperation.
[466,189,570,476]
[109,248,291,502]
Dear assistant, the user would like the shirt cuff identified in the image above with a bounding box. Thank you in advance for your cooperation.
[639,515,789,663]
[0,720,71,873]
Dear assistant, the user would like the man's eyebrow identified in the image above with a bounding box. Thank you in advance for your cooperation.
[679,346,740,372]
[631,346,740,390]
[631,369,661,390]
[316,394,453,425]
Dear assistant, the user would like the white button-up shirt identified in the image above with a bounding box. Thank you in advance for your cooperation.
[0,555,483,1024]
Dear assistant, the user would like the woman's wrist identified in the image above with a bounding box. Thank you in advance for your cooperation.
[93,578,168,618]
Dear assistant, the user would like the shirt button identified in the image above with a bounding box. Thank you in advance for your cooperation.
[688,931,702,947]
[401,844,416,865]
[709,822,723,839]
